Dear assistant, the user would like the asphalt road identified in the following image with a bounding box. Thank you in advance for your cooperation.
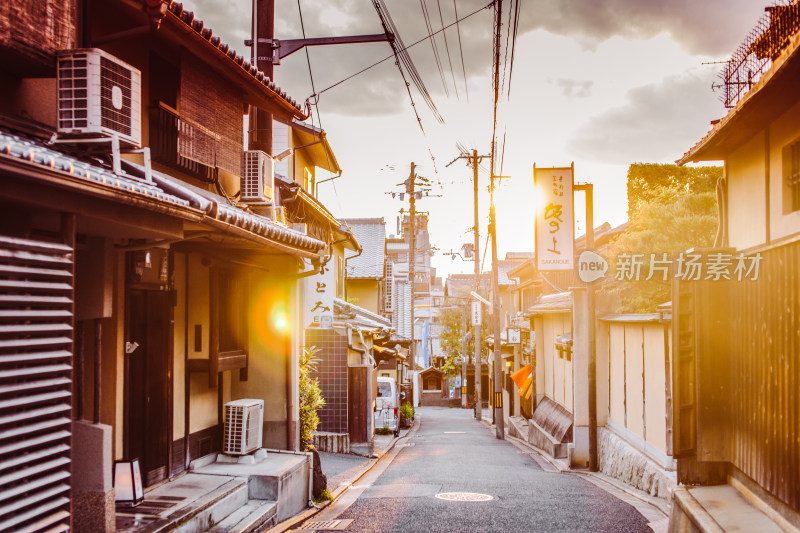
[304,407,653,533]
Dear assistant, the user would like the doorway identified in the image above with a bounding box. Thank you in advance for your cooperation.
[126,289,172,487]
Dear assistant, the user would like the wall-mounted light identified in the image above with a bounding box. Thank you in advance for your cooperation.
[272,148,294,162]
[114,459,143,506]
[555,333,573,361]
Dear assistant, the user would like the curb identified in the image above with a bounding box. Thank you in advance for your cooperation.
[480,417,669,519]
[268,416,420,533]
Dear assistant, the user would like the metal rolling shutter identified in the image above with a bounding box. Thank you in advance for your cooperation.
[0,235,73,533]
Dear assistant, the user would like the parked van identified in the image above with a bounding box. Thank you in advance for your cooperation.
[374,377,399,436]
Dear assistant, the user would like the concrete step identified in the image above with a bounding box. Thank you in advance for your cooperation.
[174,479,249,533]
[193,450,311,523]
[206,499,277,533]
[116,474,249,533]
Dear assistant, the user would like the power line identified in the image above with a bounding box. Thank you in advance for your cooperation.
[313,1,495,101]
[507,0,521,99]
[453,0,470,102]
[373,0,444,124]
[420,0,449,97]
[436,0,459,100]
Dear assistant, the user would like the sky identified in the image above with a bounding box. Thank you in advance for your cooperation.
[179,0,772,279]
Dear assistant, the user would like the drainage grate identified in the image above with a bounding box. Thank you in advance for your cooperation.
[434,492,494,502]
[297,518,354,531]
[116,495,187,516]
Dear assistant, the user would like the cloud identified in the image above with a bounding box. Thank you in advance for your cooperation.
[567,70,720,164]
[554,79,593,99]
[519,0,772,57]
[178,0,770,118]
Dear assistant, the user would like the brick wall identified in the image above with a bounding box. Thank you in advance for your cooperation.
[0,0,77,71]
[306,328,348,434]
[180,54,243,175]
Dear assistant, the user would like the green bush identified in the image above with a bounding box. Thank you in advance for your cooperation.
[376,426,393,435]
[299,346,325,451]
[400,402,414,420]
[314,489,333,504]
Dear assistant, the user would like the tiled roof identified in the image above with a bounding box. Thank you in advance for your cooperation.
[495,259,526,286]
[445,273,490,297]
[0,129,195,211]
[0,128,325,255]
[166,2,305,118]
[504,252,534,260]
[149,167,326,253]
[342,218,385,279]
[678,16,800,164]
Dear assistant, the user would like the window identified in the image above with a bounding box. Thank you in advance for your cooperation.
[784,139,800,213]
[336,255,345,299]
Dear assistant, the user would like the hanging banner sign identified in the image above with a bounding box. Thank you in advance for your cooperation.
[534,164,574,271]
[471,301,482,326]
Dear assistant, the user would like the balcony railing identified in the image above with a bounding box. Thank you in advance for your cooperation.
[719,1,800,108]
[149,103,218,182]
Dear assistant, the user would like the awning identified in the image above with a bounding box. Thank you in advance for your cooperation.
[525,291,573,316]
[334,298,392,328]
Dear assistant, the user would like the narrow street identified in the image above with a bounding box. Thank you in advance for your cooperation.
[298,408,654,533]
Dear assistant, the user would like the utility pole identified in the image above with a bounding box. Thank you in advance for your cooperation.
[249,0,274,156]
[472,150,482,421]
[387,164,434,367]
[489,0,504,439]
[575,183,597,471]
[461,303,468,409]
[408,163,416,366]
[246,0,391,156]
[446,149,487,420]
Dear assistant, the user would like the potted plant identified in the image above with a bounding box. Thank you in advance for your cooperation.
[399,402,414,429]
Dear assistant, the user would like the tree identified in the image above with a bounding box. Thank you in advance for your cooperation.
[299,346,325,451]
[438,292,490,375]
[626,163,720,218]
[602,182,718,313]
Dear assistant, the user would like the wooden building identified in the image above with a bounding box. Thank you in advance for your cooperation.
[673,3,800,528]
[0,1,354,530]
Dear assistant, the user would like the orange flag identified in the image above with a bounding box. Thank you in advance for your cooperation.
[511,364,532,391]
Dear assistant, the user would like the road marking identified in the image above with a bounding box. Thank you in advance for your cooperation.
[435,492,494,502]
[443,431,465,434]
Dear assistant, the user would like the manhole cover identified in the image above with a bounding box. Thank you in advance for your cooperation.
[434,492,494,502]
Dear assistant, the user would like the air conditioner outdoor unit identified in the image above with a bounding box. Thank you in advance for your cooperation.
[223,399,264,455]
[242,150,275,204]
[57,48,142,147]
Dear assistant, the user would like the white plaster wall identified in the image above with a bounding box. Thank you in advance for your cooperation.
[643,325,668,454]
[624,326,645,440]
[727,131,768,249]
[768,99,800,241]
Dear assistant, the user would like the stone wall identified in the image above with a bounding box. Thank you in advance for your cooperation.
[598,427,676,499]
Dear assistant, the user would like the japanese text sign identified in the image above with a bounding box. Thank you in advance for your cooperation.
[534,165,574,271]
[471,301,482,326]
[304,259,335,328]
